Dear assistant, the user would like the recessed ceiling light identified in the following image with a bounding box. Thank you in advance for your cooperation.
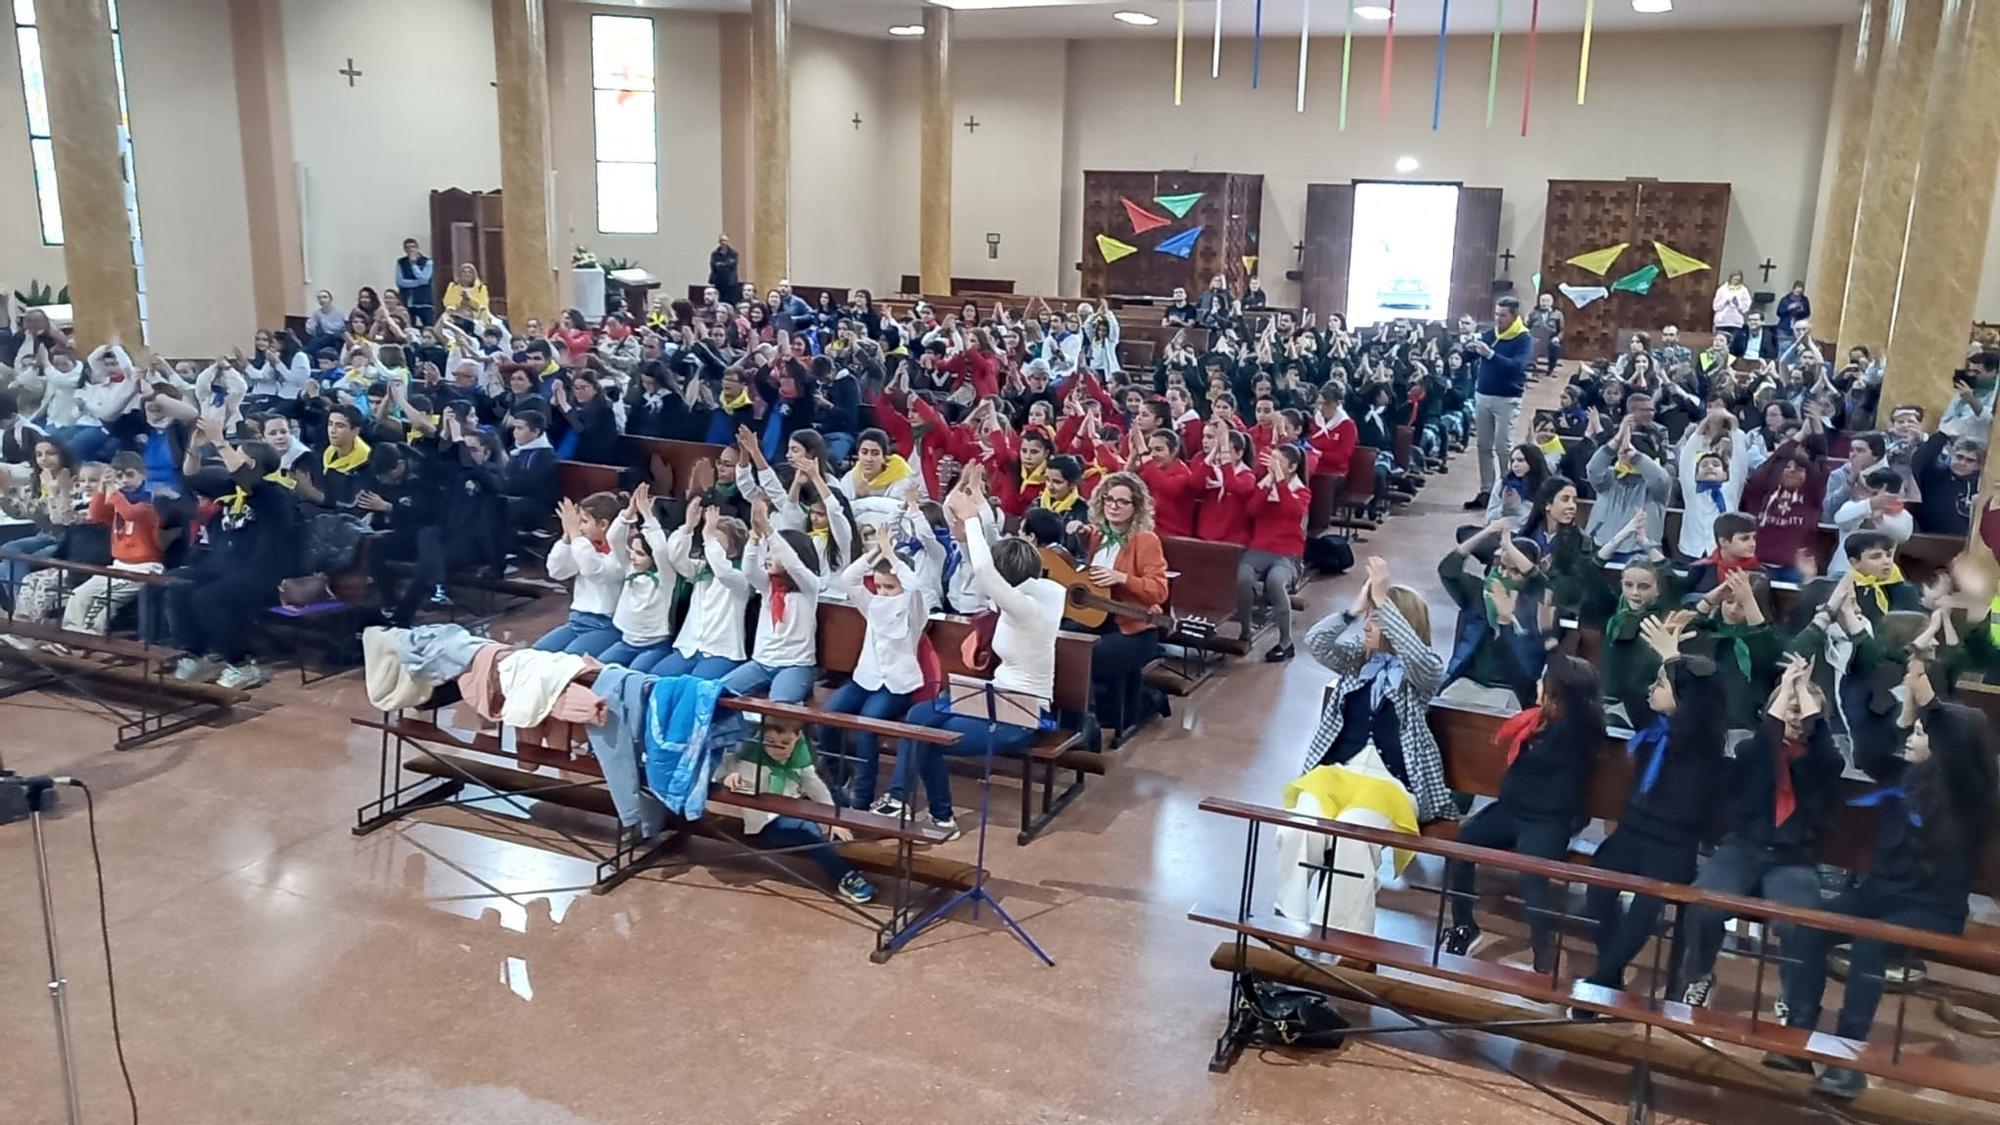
[1631,0,1672,12]
[1394,155,1420,173]
[1113,10,1160,25]
[888,23,925,35]
[1354,5,1393,19]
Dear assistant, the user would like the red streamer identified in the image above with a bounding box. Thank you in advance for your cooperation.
[1380,0,1398,119]
[1520,0,1539,136]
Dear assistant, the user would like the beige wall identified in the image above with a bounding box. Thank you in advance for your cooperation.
[788,28,892,291]
[1056,27,1843,306]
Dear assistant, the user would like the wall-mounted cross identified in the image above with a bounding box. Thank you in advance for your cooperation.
[851,112,863,130]
[338,58,363,87]
[1758,257,1777,283]
[1292,241,1305,261]
[963,115,981,133]
[1498,248,1516,274]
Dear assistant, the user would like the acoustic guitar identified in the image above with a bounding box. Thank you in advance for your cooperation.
[1038,546,1181,632]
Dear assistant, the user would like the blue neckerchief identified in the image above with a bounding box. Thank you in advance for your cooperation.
[1696,481,1727,511]
[1355,651,1405,711]
[1848,786,1922,827]
[1626,716,1671,794]
[930,523,963,586]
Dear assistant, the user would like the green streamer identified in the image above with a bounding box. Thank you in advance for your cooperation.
[1486,0,1502,126]
[1339,0,1354,130]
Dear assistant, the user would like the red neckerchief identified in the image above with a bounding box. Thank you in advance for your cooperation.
[768,574,790,624]
[1495,706,1545,766]
[1774,737,1807,826]
[592,539,612,554]
[1708,551,1759,579]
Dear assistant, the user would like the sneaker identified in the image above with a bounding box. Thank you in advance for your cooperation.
[1814,1066,1866,1100]
[868,795,906,818]
[216,662,271,690]
[926,813,964,843]
[428,584,453,607]
[1682,974,1715,1008]
[174,655,222,682]
[1761,1051,1815,1075]
[1440,923,1481,957]
[1771,998,1790,1024]
[837,872,877,905]
[1262,643,1295,663]
[1462,491,1491,511]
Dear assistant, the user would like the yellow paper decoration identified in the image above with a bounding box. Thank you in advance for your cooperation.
[1565,242,1628,277]
[1243,255,1259,274]
[1651,240,1711,279]
[1096,233,1139,263]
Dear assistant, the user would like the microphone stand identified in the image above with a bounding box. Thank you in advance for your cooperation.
[9,775,83,1124]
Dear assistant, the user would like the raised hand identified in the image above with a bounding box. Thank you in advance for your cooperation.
[749,493,772,536]
[630,482,652,519]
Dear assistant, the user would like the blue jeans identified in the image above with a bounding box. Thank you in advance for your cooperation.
[653,650,742,679]
[50,424,118,463]
[1781,881,1962,1043]
[753,815,858,885]
[597,637,674,671]
[0,533,59,605]
[822,681,915,806]
[720,660,817,703]
[901,697,1038,821]
[532,609,616,653]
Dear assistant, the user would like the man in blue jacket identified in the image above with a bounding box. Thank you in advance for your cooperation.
[1464,295,1533,511]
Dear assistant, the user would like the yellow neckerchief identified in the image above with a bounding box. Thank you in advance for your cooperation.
[1537,434,1565,457]
[1613,460,1638,478]
[1853,566,1907,612]
[720,388,753,412]
[1038,486,1081,513]
[1495,316,1528,341]
[1020,462,1047,488]
[324,434,372,475]
[224,471,296,514]
[869,454,914,490]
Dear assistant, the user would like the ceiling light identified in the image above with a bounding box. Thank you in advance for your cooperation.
[1354,5,1393,19]
[1631,0,1672,12]
[1394,155,1420,173]
[1113,10,1160,25]
[888,23,924,35]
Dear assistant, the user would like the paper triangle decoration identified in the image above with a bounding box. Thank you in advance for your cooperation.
[1122,198,1173,234]
[1242,255,1258,274]
[1096,233,1139,263]
[1651,240,1711,279]
[1154,192,1204,218]
[1558,283,1609,309]
[1155,226,1205,259]
[1564,242,1629,277]
[1610,264,1661,294]
[1531,272,1542,293]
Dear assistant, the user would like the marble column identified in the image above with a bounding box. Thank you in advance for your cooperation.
[491,0,558,324]
[1809,0,1887,342]
[718,17,753,277]
[1882,0,2000,421]
[39,0,142,350]
[1838,0,1943,358]
[919,6,954,295]
[750,0,791,290]
[230,0,305,326]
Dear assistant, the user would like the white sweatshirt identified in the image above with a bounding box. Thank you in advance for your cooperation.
[964,514,1066,707]
[841,553,926,695]
[669,527,750,660]
[547,518,630,617]
[611,513,674,645]
[746,531,820,669]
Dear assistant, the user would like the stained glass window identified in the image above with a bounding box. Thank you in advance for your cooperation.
[590,14,658,235]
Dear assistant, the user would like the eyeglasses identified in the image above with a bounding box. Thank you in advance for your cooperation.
[1102,495,1135,507]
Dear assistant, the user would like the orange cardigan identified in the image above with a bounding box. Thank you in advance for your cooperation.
[1080,527,1171,634]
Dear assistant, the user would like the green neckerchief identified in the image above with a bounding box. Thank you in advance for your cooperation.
[1482,573,1525,634]
[625,566,660,589]
[1710,620,1757,679]
[1097,523,1129,555]
[744,735,811,794]
[1606,600,1659,644]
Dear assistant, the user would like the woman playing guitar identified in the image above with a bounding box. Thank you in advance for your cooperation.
[1063,470,1173,736]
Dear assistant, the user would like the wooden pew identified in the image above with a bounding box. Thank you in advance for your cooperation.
[1160,536,1252,655]
[1574,500,1961,583]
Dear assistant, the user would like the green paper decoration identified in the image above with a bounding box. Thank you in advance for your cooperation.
[1610,264,1660,294]
[1153,192,1204,218]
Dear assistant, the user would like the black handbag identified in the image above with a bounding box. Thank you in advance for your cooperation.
[1237,978,1350,1049]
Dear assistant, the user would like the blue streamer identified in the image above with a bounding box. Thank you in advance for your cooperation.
[1431,0,1450,129]
[1252,0,1264,87]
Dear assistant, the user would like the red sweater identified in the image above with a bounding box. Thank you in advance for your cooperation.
[938,348,1000,399]
[91,491,164,566]
[1304,411,1358,478]
[1752,485,1821,570]
[1248,478,1312,557]
[1193,457,1257,545]
[1139,458,1200,539]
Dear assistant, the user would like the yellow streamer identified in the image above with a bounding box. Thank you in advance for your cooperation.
[1576,0,1594,105]
[1175,0,1186,105]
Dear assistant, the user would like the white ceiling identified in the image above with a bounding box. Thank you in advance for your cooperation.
[583,0,1860,41]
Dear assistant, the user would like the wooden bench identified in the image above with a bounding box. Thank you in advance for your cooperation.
[1193,797,2000,1115]
[1160,536,1252,657]
[0,552,248,751]
[1574,499,1962,583]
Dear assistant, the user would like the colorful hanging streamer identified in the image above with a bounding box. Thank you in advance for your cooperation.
[1610,264,1659,294]
[1155,192,1205,218]
[1521,0,1539,136]
[1565,242,1628,276]
[1530,271,1542,293]
[1339,0,1354,130]
[1156,227,1206,259]
[1430,0,1450,129]
[1175,0,1186,105]
[1485,0,1503,127]
[1096,234,1139,263]
[1243,255,1259,274]
[1558,283,1608,309]
[1252,0,1264,88]
[1381,0,1397,120]
[1651,240,1711,279]
[1576,0,1595,106]
[1296,0,1312,113]
[1212,0,1223,78]
[1123,198,1174,233]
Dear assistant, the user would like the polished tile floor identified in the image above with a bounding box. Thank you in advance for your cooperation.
[0,385,1975,1123]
